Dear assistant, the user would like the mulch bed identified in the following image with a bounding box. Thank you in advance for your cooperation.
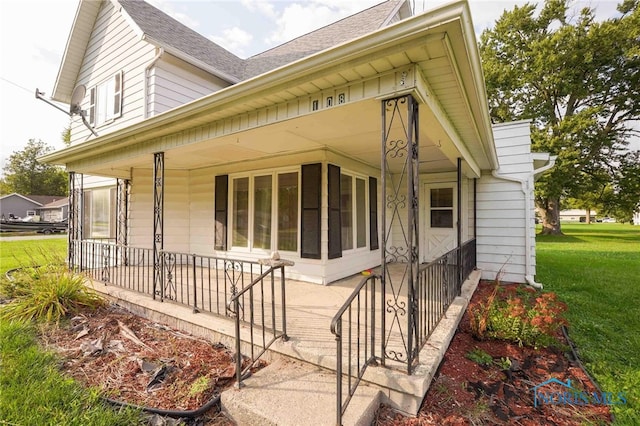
[375,280,613,425]
[40,303,238,424]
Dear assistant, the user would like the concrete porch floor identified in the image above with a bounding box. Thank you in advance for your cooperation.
[87,267,481,425]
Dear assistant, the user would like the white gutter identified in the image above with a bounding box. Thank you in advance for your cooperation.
[144,47,164,119]
[492,154,557,289]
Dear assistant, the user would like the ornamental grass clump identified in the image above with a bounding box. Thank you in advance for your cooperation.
[0,264,105,324]
[470,281,568,349]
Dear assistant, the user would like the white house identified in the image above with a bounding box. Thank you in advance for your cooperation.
[40,2,556,418]
[42,0,553,286]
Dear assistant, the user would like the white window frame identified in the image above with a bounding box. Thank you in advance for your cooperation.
[340,170,369,252]
[88,71,123,127]
[228,168,300,254]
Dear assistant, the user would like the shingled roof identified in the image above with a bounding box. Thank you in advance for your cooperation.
[243,0,409,79]
[119,0,409,82]
[119,0,245,82]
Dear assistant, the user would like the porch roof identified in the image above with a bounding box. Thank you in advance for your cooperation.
[41,0,498,179]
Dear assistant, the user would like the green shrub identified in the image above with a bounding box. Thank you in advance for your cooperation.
[0,265,105,323]
[470,282,568,348]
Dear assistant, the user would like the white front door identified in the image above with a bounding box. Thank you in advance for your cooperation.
[423,183,457,262]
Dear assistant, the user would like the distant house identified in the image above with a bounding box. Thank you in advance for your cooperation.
[633,208,640,226]
[0,193,64,221]
[41,0,555,285]
[38,198,69,223]
[559,209,597,223]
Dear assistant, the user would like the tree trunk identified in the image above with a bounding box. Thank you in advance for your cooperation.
[538,197,563,235]
[585,207,592,224]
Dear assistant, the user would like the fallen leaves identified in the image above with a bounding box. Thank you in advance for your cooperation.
[41,304,237,412]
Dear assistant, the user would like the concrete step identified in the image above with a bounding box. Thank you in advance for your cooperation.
[221,357,382,426]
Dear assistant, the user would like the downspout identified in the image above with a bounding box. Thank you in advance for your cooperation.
[491,156,556,290]
[144,48,164,119]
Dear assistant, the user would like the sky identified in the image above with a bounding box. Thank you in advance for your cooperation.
[0,0,630,173]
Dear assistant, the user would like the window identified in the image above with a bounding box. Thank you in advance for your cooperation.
[83,188,116,238]
[88,71,123,126]
[430,187,453,228]
[230,171,299,252]
[277,173,298,252]
[340,173,367,251]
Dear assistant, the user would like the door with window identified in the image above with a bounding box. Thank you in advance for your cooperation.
[423,183,456,262]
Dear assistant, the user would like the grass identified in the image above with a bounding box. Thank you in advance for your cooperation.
[0,236,67,274]
[536,223,640,425]
[0,236,142,424]
[0,319,142,425]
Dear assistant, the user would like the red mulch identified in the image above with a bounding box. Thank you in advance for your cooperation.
[375,281,612,425]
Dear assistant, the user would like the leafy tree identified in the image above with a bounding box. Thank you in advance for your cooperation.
[602,150,640,222]
[0,139,68,196]
[480,0,640,234]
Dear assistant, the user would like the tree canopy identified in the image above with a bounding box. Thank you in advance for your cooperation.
[0,139,68,196]
[480,0,640,233]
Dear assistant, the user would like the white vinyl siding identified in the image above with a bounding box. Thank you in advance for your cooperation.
[476,121,537,284]
[71,0,155,144]
[128,168,189,253]
[147,55,230,117]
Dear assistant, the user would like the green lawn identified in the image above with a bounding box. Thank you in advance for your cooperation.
[0,236,67,274]
[536,223,640,424]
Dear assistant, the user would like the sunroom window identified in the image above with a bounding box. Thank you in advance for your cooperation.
[230,171,299,252]
[340,173,367,251]
[88,71,123,127]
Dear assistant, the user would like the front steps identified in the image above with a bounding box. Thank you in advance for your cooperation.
[221,357,381,425]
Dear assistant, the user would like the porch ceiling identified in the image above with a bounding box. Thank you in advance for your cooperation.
[77,99,456,177]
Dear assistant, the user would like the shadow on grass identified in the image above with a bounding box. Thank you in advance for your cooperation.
[535,234,584,243]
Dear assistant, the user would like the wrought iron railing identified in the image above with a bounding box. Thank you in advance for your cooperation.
[71,240,280,316]
[331,239,476,424]
[330,273,381,426]
[71,239,291,388]
[414,238,476,358]
[228,262,289,387]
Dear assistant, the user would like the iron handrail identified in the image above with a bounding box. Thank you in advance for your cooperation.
[330,273,380,426]
[228,263,289,387]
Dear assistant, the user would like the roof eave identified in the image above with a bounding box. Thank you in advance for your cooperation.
[52,0,101,104]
